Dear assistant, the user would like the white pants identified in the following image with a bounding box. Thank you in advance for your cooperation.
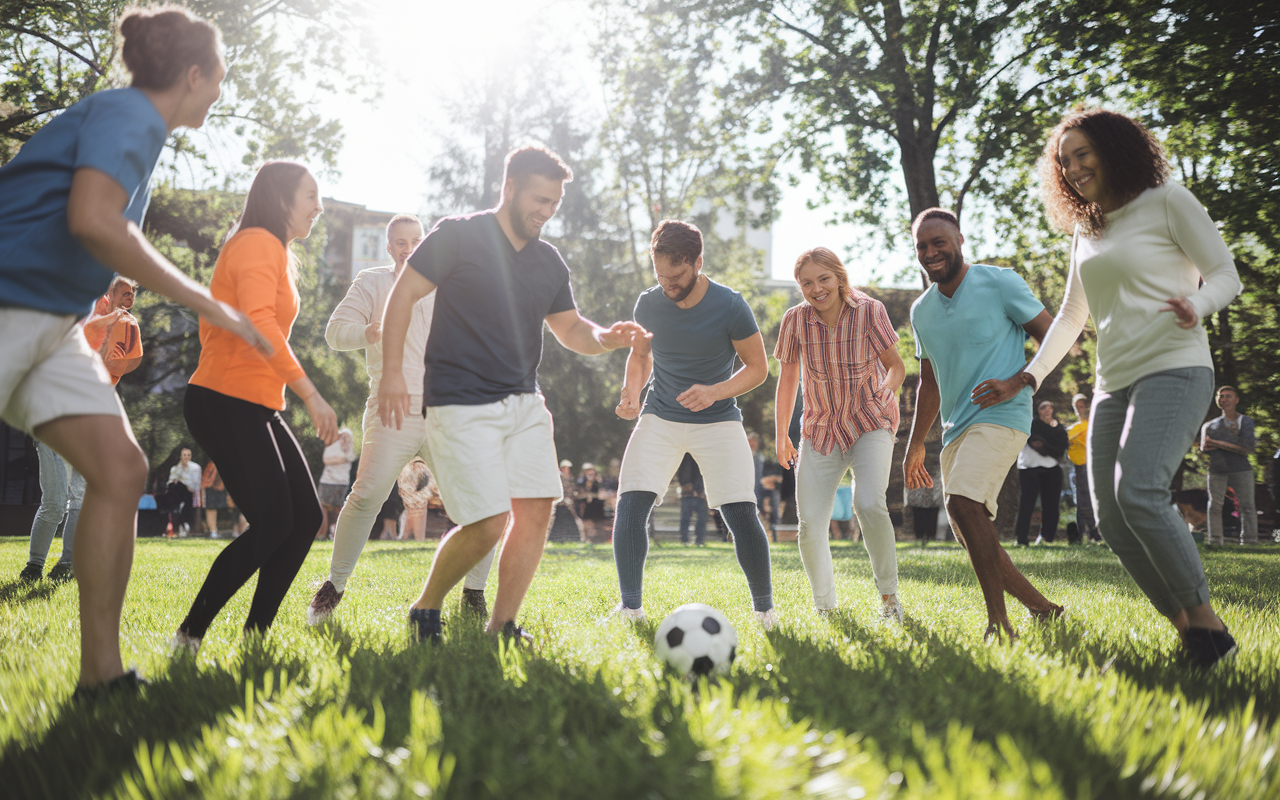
[327,402,495,593]
[617,415,757,508]
[1207,470,1258,545]
[795,429,898,608]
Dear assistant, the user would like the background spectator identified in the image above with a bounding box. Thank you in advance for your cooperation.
[676,453,708,545]
[1200,386,1257,545]
[1015,401,1068,545]
[318,427,356,539]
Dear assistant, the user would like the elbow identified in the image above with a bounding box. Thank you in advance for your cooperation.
[66,209,114,251]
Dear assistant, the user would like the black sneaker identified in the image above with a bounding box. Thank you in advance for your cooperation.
[1182,626,1237,669]
[71,670,148,704]
[18,564,43,583]
[461,588,488,618]
[307,580,344,626]
[409,608,444,644]
[47,562,74,583]
[500,620,533,646]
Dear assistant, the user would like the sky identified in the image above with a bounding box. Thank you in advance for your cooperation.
[314,0,917,287]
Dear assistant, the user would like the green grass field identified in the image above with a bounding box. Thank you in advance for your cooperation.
[1,536,1277,799]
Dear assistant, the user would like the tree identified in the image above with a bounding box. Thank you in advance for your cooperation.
[0,0,375,176]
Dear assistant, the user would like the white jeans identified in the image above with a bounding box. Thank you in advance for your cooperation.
[328,402,495,593]
[1207,470,1258,544]
[795,429,898,607]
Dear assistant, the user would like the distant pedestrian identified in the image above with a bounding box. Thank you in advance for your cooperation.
[1200,386,1257,545]
[318,428,356,539]
[1066,393,1100,543]
[202,460,227,537]
[168,447,202,536]
[676,453,709,545]
[577,462,609,543]
[1015,400,1068,546]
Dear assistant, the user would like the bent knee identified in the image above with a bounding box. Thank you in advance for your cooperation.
[88,449,148,499]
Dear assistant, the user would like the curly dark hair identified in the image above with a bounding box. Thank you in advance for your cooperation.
[1038,108,1169,237]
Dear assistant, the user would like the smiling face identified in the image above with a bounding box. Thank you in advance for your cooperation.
[1058,128,1109,208]
[1037,402,1055,423]
[386,221,424,267]
[1074,398,1089,420]
[180,448,191,465]
[797,261,842,314]
[652,253,702,303]
[286,172,323,242]
[1216,388,1238,414]
[505,174,564,242]
[178,58,226,130]
[914,218,965,286]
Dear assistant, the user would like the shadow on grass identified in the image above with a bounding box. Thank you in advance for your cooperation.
[0,579,67,606]
[765,615,1155,799]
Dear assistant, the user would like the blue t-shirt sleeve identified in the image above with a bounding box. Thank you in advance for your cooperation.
[409,220,459,285]
[910,305,929,361]
[997,268,1045,326]
[728,292,760,340]
[73,93,166,202]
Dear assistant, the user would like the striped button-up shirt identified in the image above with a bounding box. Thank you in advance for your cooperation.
[774,290,899,456]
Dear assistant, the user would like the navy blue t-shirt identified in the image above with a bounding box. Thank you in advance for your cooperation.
[0,88,167,316]
[635,279,759,424]
[409,211,576,406]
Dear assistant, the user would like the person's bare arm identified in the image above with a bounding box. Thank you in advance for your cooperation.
[677,332,769,413]
[545,309,649,356]
[66,168,271,356]
[877,344,907,399]
[774,359,800,469]
[616,334,653,420]
[378,267,436,429]
[904,359,940,489]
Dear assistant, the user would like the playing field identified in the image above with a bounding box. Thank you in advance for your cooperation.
[0,537,1276,799]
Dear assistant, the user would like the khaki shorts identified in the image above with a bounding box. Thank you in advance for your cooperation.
[617,414,757,508]
[421,392,561,527]
[1,308,122,433]
[939,423,1027,519]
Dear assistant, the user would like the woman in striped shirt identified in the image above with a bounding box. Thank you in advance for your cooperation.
[775,248,906,622]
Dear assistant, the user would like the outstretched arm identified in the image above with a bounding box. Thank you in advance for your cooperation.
[545,309,649,356]
[676,332,769,413]
[378,267,436,430]
[904,359,940,490]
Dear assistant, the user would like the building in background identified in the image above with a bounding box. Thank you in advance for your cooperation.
[322,198,401,281]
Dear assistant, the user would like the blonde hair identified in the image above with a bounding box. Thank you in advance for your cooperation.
[793,247,852,303]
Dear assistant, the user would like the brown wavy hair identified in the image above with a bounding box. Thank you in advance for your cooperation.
[1039,108,1169,237]
[793,247,852,303]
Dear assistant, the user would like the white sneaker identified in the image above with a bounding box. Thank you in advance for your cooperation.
[1033,535,1044,545]
[602,603,646,624]
[879,597,904,626]
[171,630,201,656]
[754,608,779,631]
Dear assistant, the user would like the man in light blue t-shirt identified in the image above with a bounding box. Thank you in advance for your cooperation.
[607,219,777,629]
[902,208,1062,642]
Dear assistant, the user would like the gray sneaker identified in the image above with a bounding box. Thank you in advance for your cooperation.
[879,597,904,626]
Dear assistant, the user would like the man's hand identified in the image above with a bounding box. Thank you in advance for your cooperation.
[776,435,799,470]
[677,384,720,413]
[616,389,641,420]
[597,321,650,352]
[365,321,382,344]
[378,370,412,430]
[904,442,933,489]
[972,372,1032,409]
[1159,296,1199,329]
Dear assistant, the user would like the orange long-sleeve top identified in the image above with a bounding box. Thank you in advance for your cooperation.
[189,227,306,410]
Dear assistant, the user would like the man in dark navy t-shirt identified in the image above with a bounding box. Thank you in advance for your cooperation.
[378,146,648,644]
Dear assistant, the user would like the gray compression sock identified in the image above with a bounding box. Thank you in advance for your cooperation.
[719,502,774,612]
[613,491,657,609]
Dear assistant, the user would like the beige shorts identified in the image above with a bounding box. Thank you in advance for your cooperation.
[1,308,122,434]
[421,392,562,527]
[939,423,1027,519]
[617,414,757,508]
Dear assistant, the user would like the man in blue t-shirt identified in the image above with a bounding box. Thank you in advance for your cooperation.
[607,219,777,628]
[377,146,647,644]
[902,208,1062,642]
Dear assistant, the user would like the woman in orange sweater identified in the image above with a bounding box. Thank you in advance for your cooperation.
[174,161,338,651]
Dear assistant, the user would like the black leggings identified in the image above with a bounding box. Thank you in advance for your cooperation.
[1015,465,1062,545]
[180,385,323,638]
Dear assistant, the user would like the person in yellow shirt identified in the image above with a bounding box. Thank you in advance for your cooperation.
[1067,393,1100,543]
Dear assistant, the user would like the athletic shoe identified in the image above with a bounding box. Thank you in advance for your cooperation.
[461,588,488,618]
[307,580,344,626]
[1033,535,1044,545]
[18,564,43,583]
[409,608,444,644]
[603,603,646,623]
[754,608,779,631]
[47,562,74,583]
[1182,626,1237,669]
[500,620,533,646]
[171,630,201,657]
[71,669,148,704]
[879,597,904,625]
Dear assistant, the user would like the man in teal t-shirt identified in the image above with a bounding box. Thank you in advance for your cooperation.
[902,208,1062,642]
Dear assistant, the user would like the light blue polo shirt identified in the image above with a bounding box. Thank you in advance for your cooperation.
[910,263,1044,447]
[0,88,167,316]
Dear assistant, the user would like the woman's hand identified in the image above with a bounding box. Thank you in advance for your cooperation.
[305,393,339,445]
[1159,296,1199,329]
[776,435,799,470]
[203,300,274,359]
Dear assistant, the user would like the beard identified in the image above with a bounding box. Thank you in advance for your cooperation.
[664,276,698,302]
[923,250,963,285]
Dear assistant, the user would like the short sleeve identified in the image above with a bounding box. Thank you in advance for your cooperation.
[547,257,576,315]
[408,220,460,286]
[867,300,898,355]
[774,307,801,363]
[633,292,652,329]
[909,304,929,362]
[73,93,166,200]
[996,268,1045,326]
[728,292,760,341]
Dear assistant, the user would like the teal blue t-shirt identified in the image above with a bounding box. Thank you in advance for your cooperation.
[0,88,167,316]
[634,279,759,424]
[910,263,1044,446]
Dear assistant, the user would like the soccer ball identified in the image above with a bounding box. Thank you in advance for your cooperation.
[654,603,737,677]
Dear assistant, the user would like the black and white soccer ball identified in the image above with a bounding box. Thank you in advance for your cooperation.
[654,603,737,677]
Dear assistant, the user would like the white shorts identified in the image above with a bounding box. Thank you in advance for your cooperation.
[1,308,122,433]
[421,392,561,527]
[939,423,1027,519]
[617,414,757,508]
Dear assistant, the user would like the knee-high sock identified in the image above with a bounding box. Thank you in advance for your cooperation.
[719,502,774,612]
[613,491,656,609]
